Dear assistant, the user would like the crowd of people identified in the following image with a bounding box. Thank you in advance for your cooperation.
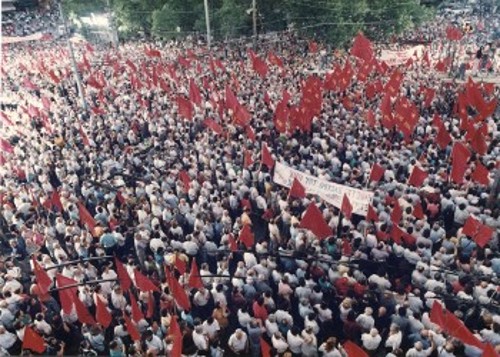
[0,1,499,357]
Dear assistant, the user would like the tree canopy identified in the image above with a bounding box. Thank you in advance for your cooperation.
[62,0,434,45]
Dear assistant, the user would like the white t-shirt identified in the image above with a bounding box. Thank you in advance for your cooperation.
[228,333,247,353]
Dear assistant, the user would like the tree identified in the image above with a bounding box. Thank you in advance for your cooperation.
[215,0,248,39]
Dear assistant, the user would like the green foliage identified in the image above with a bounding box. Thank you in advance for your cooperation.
[63,0,435,45]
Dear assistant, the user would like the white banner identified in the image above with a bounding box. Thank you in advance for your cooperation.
[273,162,374,216]
[379,45,425,66]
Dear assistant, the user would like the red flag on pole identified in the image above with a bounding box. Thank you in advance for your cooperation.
[475,224,494,248]
[95,295,112,328]
[289,177,306,199]
[169,316,182,357]
[366,205,378,222]
[189,79,202,107]
[299,203,332,239]
[0,138,14,154]
[413,202,425,220]
[369,163,385,182]
[203,118,223,135]
[450,142,471,184]
[77,202,97,231]
[243,150,254,169]
[134,269,161,292]
[471,161,490,185]
[129,292,145,322]
[260,337,272,357]
[124,314,141,341]
[350,33,374,62]
[429,301,445,329]
[79,125,90,146]
[341,195,353,220]
[22,326,46,353]
[179,170,191,192]
[391,200,403,224]
[177,96,194,120]
[408,166,428,187]
[146,292,155,319]
[32,257,52,295]
[174,255,187,275]
[436,124,452,149]
[167,268,191,311]
[239,225,254,249]
[261,143,274,169]
[74,295,96,325]
[114,257,132,291]
[188,260,204,290]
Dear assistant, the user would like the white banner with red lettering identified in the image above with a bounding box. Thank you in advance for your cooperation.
[379,45,425,66]
[273,162,373,216]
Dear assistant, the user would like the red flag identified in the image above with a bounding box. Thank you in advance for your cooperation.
[179,170,191,192]
[32,257,52,295]
[369,163,385,182]
[77,202,96,231]
[350,33,374,62]
[23,77,39,91]
[391,200,402,224]
[446,26,463,41]
[188,260,204,289]
[260,337,272,357]
[243,150,254,169]
[413,202,425,220]
[22,326,46,353]
[249,50,268,77]
[134,269,161,292]
[146,292,155,319]
[145,46,161,58]
[50,191,63,212]
[423,87,435,108]
[470,128,487,155]
[367,205,378,222]
[299,203,332,239]
[79,125,90,146]
[344,340,369,357]
[129,292,145,322]
[436,124,452,150]
[483,344,497,357]
[95,295,112,328]
[261,143,274,169]
[48,70,60,84]
[365,109,376,127]
[475,224,494,248]
[430,301,445,329]
[268,52,284,68]
[41,97,51,111]
[74,295,96,325]
[169,316,182,357]
[189,79,202,107]
[450,142,471,184]
[56,274,78,314]
[308,41,318,53]
[462,216,481,237]
[289,177,306,199]
[114,257,132,291]
[408,166,428,187]
[341,194,353,220]
[0,138,14,154]
[125,59,137,73]
[274,100,289,134]
[245,126,256,142]
[177,96,194,120]
[225,85,239,111]
[167,268,191,311]
[203,118,223,135]
[174,255,187,275]
[124,314,141,341]
[471,161,490,186]
[239,225,254,249]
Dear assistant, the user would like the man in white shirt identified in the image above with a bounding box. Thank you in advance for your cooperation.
[144,330,164,355]
[0,325,18,354]
[192,324,209,353]
[361,328,382,352]
[406,340,435,357]
[287,327,304,354]
[228,329,248,355]
[202,317,220,342]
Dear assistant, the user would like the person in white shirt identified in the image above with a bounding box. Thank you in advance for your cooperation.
[385,324,403,351]
[356,307,375,332]
[406,340,435,357]
[287,327,304,354]
[318,337,344,357]
[228,329,248,355]
[272,331,289,354]
[0,325,18,353]
[192,324,209,353]
[144,330,164,355]
[361,328,382,352]
[202,317,220,342]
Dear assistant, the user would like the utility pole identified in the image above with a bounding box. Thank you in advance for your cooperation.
[252,0,257,49]
[204,0,211,49]
[58,2,87,111]
[106,0,119,47]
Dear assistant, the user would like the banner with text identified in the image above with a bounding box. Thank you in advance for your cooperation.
[273,162,373,216]
[379,45,425,66]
